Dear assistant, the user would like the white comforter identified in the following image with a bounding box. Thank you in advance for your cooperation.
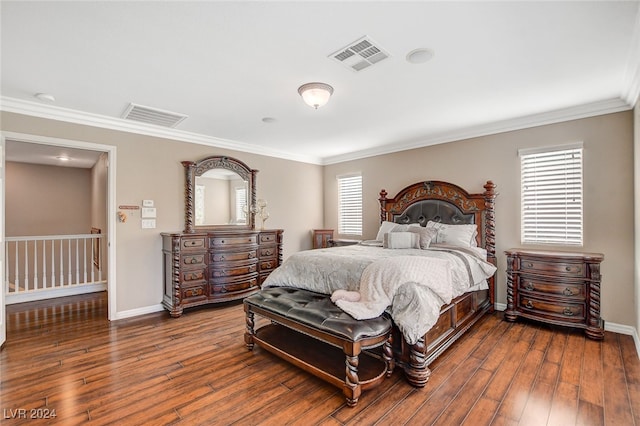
[262,244,496,344]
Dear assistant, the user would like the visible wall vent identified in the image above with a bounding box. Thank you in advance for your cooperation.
[121,103,188,128]
[329,36,390,72]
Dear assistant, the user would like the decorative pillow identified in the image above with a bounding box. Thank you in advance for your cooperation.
[383,232,420,249]
[426,221,478,247]
[375,221,409,241]
[407,226,438,249]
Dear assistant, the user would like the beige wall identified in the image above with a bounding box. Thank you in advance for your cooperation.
[324,111,635,326]
[1,112,324,313]
[6,161,92,236]
[634,102,639,334]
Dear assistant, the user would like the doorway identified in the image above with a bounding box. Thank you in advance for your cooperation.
[1,132,117,330]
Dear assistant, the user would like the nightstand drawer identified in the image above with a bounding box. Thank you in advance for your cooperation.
[519,278,585,299]
[520,259,584,277]
[517,295,585,322]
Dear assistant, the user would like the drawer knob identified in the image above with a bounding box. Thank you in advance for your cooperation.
[220,286,227,293]
[565,266,572,272]
[248,253,255,259]
[526,262,533,268]
[525,300,534,309]
[190,258,199,264]
[563,307,574,316]
[525,283,534,291]
[220,255,225,261]
[563,288,574,296]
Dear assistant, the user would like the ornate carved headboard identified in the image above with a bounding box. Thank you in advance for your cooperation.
[379,180,497,263]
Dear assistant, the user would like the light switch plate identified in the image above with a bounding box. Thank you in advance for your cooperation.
[141,207,156,218]
[141,219,156,229]
[142,199,154,207]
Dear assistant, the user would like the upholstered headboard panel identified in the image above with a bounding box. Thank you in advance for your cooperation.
[391,199,475,226]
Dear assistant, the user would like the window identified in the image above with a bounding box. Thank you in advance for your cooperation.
[195,184,205,225]
[520,143,583,245]
[235,186,247,224]
[337,173,362,236]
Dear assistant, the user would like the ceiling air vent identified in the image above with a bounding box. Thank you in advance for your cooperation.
[121,103,188,128]
[329,36,390,72]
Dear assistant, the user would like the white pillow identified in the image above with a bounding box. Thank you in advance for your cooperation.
[383,232,420,249]
[407,226,438,249]
[375,221,409,241]
[426,221,478,247]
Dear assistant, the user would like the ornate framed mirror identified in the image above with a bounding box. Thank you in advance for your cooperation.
[182,156,257,233]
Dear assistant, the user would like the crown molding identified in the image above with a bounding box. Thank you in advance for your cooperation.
[0,96,323,165]
[322,97,632,165]
[1,95,632,167]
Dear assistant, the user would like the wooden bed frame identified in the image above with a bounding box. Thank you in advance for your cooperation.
[378,180,497,387]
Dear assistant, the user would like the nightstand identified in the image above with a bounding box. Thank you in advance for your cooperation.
[312,229,334,249]
[504,249,604,340]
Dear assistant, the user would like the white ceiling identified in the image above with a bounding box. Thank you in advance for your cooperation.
[1,1,639,166]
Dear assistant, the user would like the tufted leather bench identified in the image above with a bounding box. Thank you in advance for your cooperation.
[244,287,394,407]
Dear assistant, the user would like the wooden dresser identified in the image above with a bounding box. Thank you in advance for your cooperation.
[162,229,283,317]
[504,249,604,339]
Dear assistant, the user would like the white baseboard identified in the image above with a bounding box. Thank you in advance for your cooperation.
[495,302,506,311]
[5,283,107,305]
[113,303,165,320]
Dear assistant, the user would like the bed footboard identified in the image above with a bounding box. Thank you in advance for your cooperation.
[394,288,491,387]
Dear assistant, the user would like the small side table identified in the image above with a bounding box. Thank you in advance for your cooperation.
[312,229,334,249]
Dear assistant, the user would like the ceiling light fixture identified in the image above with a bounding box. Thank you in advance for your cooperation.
[56,155,70,161]
[297,82,334,109]
[406,48,435,64]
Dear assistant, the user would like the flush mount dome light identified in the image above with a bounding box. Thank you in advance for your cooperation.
[34,92,55,102]
[297,82,334,109]
[406,48,435,64]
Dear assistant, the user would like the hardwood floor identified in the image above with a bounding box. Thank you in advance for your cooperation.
[1,292,639,425]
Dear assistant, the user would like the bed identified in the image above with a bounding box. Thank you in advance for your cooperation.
[262,180,497,387]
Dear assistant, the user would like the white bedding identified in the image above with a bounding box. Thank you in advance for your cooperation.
[262,244,496,344]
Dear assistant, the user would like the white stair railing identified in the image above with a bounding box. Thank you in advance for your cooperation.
[4,233,106,304]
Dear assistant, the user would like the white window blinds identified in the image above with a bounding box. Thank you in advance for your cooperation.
[338,174,362,236]
[520,144,583,246]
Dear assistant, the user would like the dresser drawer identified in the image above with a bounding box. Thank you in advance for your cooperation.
[210,249,256,263]
[182,237,206,250]
[182,254,205,266]
[182,269,206,282]
[519,278,585,299]
[210,235,257,247]
[517,295,585,322]
[425,306,454,344]
[259,259,278,272]
[519,259,584,277]
[259,232,277,244]
[258,246,277,258]
[181,284,207,302]
[211,275,259,295]
[209,260,257,278]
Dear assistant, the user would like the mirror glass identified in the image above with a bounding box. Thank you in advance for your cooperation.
[195,169,249,226]
[183,155,256,232]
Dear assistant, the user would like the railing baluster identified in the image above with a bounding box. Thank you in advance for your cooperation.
[51,239,56,287]
[67,239,72,286]
[59,239,64,287]
[14,242,18,293]
[42,239,47,289]
[34,240,38,290]
[75,239,80,284]
[83,238,87,284]
[24,241,29,291]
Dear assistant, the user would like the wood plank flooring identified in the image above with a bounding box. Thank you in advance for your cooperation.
[1,291,639,425]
